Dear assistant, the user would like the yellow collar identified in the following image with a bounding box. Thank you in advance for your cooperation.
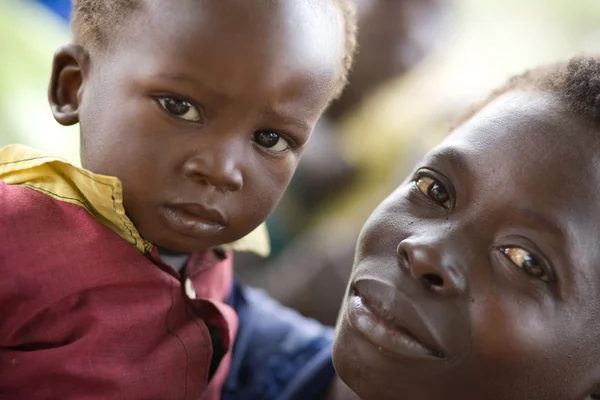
[0,144,270,256]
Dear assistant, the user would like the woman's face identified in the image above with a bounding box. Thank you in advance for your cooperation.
[333,91,600,400]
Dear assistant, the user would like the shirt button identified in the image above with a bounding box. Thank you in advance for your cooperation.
[185,278,197,299]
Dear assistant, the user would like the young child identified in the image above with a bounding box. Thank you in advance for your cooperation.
[333,55,600,400]
[0,1,357,399]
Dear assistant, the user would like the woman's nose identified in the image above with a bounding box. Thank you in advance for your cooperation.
[397,238,467,297]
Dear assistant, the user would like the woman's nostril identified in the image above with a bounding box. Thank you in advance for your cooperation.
[399,248,410,263]
[423,273,444,288]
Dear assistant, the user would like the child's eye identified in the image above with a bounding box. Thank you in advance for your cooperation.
[253,131,290,153]
[157,97,203,122]
[415,175,451,209]
[500,247,550,282]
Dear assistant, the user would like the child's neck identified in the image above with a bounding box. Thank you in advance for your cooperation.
[158,248,190,272]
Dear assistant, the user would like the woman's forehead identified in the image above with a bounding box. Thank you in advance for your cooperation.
[433,91,597,181]
[449,91,583,148]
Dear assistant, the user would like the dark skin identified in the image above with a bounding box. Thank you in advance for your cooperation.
[48,0,342,253]
[333,90,600,400]
[47,1,360,397]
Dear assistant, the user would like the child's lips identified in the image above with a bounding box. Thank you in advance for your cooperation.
[160,203,227,237]
[347,279,447,360]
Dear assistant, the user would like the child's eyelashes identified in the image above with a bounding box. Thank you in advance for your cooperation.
[499,246,553,283]
[413,170,453,209]
[157,96,204,123]
[252,130,292,153]
[154,95,297,155]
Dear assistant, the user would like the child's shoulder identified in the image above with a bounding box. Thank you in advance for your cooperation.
[0,144,139,249]
[0,180,63,233]
[0,145,83,229]
[0,180,88,241]
[0,145,138,272]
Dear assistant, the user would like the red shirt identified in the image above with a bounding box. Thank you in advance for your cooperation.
[0,146,269,399]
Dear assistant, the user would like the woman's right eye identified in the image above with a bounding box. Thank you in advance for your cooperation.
[414,175,451,209]
[157,97,203,123]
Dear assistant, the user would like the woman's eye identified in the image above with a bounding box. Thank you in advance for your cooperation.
[158,97,203,122]
[253,131,290,152]
[500,247,550,282]
[415,176,451,208]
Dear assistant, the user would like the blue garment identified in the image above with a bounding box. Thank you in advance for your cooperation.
[224,281,336,400]
[34,0,71,22]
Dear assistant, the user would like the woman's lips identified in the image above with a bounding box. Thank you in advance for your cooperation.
[347,279,446,360]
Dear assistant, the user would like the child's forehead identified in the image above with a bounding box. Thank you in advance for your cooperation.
[139,0,343,57]
[111,0,344,89]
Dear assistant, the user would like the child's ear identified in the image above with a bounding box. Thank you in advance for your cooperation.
[48,43,90,126]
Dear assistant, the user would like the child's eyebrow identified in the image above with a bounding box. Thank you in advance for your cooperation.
[261,109,311,132]
[155,72,231,103]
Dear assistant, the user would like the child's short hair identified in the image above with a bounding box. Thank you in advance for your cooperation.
[70,0,358,99]
[458,55,600,128]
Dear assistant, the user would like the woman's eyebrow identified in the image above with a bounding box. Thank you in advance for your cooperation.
[425,146,471,173]
[518,207,563,238]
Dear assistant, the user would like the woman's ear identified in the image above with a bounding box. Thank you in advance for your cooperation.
[48,43,90,126]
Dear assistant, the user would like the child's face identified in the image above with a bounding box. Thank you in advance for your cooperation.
[56,0,342,252]
[333,91,600,400]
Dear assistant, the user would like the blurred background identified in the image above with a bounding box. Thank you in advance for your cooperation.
[3,0,600,325]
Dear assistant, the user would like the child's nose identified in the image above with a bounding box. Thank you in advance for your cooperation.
[397,238,467,297]
[182,149,243,192]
